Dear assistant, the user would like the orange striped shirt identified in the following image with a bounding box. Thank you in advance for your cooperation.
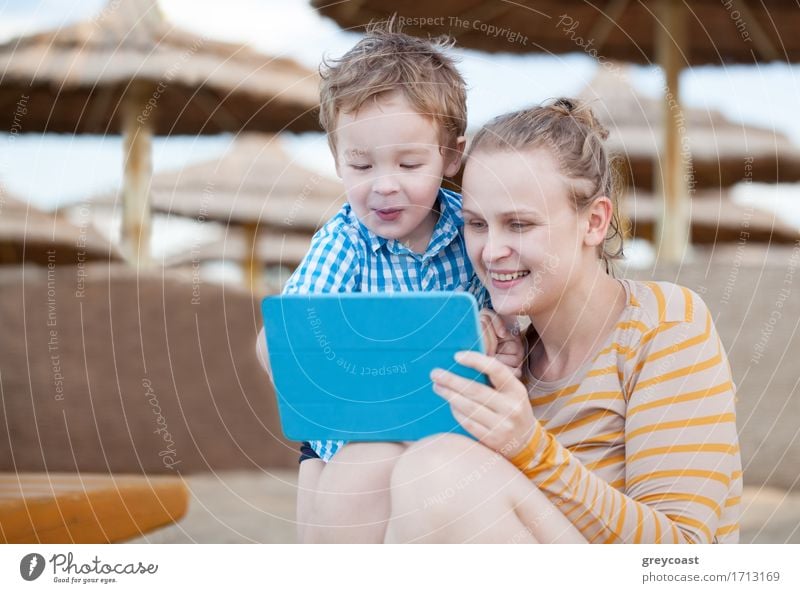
[511,280,742,543]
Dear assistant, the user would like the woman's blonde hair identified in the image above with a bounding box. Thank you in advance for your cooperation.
[468,98,625,272]
[319,21,467,157]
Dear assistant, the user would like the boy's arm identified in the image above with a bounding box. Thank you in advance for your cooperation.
[256,326,272,378]
[255,224,361,378]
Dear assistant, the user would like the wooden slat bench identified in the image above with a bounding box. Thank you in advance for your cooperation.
[0,473,188,543]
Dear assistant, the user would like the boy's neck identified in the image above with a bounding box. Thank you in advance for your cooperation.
[399,200,441,254]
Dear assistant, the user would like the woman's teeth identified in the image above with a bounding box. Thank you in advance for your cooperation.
[489,271,530,281]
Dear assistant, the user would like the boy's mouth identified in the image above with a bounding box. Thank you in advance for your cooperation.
[374,208,402,222]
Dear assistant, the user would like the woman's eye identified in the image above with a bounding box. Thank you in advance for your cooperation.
[400,163,422,169]
[509,222,531,231]
[467,220,487,230]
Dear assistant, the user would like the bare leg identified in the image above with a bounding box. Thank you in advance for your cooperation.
[384,434,587,544]
[303,442,408,543]
[296,459,325,543]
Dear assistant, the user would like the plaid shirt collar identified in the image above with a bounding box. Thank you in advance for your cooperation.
[350,188,462,261]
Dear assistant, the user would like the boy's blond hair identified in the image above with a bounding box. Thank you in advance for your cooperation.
[319,22,467,158]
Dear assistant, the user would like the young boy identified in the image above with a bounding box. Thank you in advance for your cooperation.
[255,25,518,542]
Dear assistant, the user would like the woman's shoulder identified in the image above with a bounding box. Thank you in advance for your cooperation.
[621,279,710,331]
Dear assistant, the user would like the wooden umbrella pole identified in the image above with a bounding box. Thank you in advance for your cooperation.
[122,81,154,266]
[655,0,690,263]
[243,221,261,291]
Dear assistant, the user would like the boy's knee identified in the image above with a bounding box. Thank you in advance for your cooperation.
[316,442,405,497]
[333,441,407,466]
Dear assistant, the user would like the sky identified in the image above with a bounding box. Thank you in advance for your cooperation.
[1,0,799,256]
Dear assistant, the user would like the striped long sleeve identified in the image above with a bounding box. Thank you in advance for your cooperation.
[511,281,742,543]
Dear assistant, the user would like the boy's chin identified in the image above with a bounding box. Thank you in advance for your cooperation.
[364,225,405,241]
[361,219,410,241]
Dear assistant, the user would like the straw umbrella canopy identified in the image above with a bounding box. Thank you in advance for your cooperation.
[100,133,345,287]
[163,233,312,269]
[1,191,30,216]
[0,0,320,266]
[313,0,800,262]
[580,67,800,192]
[625,189,799,246]
[163,232,313,294]
[0,192,123,265]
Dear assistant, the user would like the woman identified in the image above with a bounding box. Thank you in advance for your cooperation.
[381,98,742,543]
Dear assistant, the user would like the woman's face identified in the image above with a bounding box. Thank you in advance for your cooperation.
[462,148,589,317]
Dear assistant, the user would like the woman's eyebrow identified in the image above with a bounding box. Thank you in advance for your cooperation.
[462,207,541,217]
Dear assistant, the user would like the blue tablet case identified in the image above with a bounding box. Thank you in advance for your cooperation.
[262,292,488,442]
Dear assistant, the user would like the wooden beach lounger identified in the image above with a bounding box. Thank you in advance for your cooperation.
[0,473,188,543]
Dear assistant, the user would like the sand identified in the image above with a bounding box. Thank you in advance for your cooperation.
[127,470,800,544]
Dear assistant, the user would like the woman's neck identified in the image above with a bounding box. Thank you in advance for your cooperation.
[527,266,626,383]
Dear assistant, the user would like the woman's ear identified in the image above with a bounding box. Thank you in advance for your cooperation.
[443,135,467,177]
[584,196,613,248]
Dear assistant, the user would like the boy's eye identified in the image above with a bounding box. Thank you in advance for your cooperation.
[349,164,371,171]
[400,163,422,169]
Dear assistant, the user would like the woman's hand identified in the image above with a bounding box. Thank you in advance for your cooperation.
[431,350,536,459]
[479,310,524,378]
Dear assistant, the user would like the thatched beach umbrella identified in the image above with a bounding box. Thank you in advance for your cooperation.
[0,192,123,265]
[580,67,800,192]
[147,133,344,287]
[163,233,312,268]
[0,263,299,474]
[164,232,313,294]
[0,191,29,216]
[313,0,800,262]
[626,189,799,246]
[0,0,320,265]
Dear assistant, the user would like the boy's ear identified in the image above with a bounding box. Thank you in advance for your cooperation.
[584,195,613,248]
[443,135,467,177]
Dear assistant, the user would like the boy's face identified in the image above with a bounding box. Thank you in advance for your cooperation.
[334,91,463,253]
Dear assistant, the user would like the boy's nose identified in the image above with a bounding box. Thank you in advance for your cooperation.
[372,174,400,196]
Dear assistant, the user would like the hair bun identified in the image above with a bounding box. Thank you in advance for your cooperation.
[550,97,609,141]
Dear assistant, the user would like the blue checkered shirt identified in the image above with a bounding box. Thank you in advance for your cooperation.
[282,188,487,461]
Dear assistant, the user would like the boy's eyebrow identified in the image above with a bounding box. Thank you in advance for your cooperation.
[396,146,430,154]
[342,148,370,159]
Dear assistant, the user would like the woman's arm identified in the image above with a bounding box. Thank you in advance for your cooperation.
[433,289,740,543]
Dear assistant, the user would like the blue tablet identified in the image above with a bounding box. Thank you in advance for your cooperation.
[261,292,488,442]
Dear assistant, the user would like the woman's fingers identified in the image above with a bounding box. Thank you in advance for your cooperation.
[480,316,498,356]
[433,381,495,429]
[430,367,505,412]
[449,406,490,439]
[453,350,521,392]
[486,310,510,339]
